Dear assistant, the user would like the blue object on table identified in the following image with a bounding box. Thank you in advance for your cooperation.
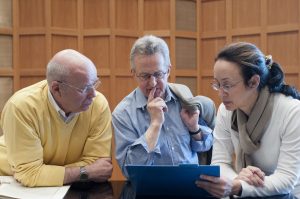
[125,164,220,197]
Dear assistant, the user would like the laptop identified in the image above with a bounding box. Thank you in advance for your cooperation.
[125,164,220,197]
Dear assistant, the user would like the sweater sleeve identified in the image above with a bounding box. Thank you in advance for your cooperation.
[1,102,65,187]
[211,104,238,180]
[240,102,300,197]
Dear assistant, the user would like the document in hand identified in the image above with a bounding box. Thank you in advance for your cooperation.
[0,176,70,199]
[126,164,220,197]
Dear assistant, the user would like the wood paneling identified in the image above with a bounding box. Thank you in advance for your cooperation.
[175,37,197,69]
[83,0,109,29]
[0,0,12,28]
[176,0,196,31]
[115,0,138,30]
[144,0,170,30]
[83,36,110,70]
[19,35,47,69]
[19,0,45,28]
[0,35,12,68]
[0,77,13,112]
[51,0,77,29]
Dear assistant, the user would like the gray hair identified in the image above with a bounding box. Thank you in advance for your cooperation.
[46,60,70,85]
[130,35,171,70]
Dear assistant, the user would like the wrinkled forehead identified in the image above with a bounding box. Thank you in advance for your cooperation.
[55,50,97,81]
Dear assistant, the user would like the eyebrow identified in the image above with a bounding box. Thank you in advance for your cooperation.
[214,77,234,82]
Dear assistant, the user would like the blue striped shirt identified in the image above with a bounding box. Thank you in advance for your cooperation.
[112,86,213,177]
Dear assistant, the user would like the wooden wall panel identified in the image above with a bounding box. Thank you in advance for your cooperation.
[176,38,197,69]
[176,0,196,31]
[201,0,226,32]
[175,77,197,96]
[267,0,299,26]
[19,35,47,69]
[0,35,12,68]
[114,76,137,104]
[51,35,78,54]
[83,36,110,70]
[115,36,137,70]
[97,76,111,107]
[201,38,226,71]
[0,77,13,112]
[19,0,45,28]
[115,0,138,30]
[20,76,45,89]
[267,32,299,69]
[0,0,12,28]
[232,0,260,29]
[285,74,299,88]
[232,35,261,48]
[83,0,109,29]
[144,0,170,30]
[51,0,77,28]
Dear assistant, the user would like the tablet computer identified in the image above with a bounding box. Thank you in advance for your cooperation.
[125,164,220,197]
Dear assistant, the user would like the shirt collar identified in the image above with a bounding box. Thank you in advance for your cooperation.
[47,89,77,123]
[135,86,178,109]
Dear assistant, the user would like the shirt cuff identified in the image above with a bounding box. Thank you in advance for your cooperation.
[199,125,213,140]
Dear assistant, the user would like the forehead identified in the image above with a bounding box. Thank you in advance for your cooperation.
[66,64,97,85]
[213,59,242,81]
[134,53,165,72]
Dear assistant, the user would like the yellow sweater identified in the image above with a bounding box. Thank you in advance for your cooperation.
[0,80,112,187]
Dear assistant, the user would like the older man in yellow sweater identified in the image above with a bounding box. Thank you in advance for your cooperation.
[0,49,113,187]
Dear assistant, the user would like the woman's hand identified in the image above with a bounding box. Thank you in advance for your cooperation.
[195,175,242,198]
[235,166,265,187]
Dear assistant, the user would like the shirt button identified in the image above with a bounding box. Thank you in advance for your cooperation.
[166,127,169,131]
[171,147,174,150]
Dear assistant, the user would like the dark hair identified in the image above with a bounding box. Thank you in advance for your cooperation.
[215,42,300,99]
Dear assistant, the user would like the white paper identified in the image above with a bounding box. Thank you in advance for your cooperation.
[0,176,70,199]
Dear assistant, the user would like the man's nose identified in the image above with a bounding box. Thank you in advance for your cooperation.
[86,87,96,98]
[148,75,158,86]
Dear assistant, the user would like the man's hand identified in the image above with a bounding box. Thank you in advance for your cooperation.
[86,158,113,182]
[180,108,200,132]
[145,87,167,150]
[147,87,168,126]
[180,108,203,140]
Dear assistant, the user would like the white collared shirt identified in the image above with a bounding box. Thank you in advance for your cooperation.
[47,89,78,123]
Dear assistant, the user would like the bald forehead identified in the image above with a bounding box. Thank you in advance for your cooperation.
[52,49,95,71]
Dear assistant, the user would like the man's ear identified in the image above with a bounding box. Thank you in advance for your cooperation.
[166,65,171,76]
[248,75,260,88]
[50,81,61,96]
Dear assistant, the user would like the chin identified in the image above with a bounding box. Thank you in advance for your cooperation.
[223,102,235,111]
[81,104,91,111]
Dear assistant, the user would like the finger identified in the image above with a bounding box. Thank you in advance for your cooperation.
[253,170,265,180]
[252,174,265,187]
[248,166,265,180]
[162,104,168,112]
[200,175,219,184]
[148,87,156,103]
[196,180,227,198]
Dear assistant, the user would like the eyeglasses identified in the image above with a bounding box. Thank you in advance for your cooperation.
[57,79,101,94]
[136,71,168,81]
[211,80,243,93]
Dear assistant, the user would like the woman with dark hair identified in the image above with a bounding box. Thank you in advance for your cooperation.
[196,42,300,198]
